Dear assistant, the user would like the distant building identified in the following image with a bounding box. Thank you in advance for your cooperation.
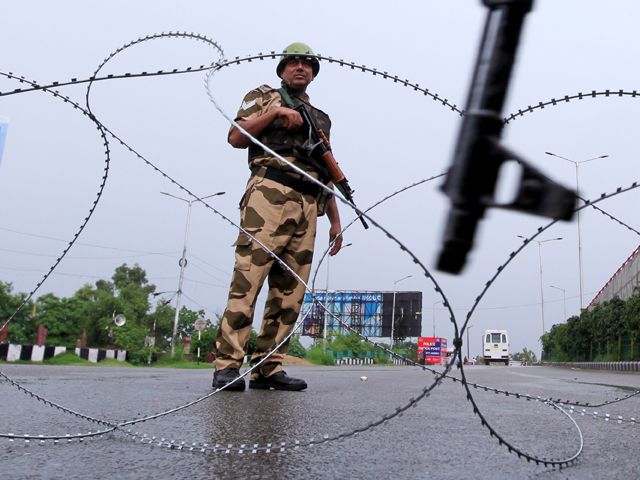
[589,245,640,309]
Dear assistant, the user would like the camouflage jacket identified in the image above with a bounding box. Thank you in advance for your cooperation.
[231,82,332,182]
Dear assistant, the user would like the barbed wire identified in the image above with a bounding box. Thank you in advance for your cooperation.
[1,34,460,454]
[567,405,639,425]
[0,371,116,429]
[579,195,640,236]
[1,33,639,468]
[0,73,111,331]
[503,89,639,125]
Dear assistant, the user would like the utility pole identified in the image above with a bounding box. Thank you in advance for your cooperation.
[162,191,224,355]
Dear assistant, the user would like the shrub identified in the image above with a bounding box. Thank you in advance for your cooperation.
[287,335,306,359]
[306,346,335,365]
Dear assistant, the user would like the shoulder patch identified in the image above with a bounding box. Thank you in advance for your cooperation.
[241,98,257,111]
[258,84,273,94]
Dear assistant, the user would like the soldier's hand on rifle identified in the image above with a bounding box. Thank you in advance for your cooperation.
[229,107,302,149]
[279,107,303,130]
[329,225,343,256]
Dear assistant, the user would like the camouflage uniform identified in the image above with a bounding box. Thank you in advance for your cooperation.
[215,82,331,379]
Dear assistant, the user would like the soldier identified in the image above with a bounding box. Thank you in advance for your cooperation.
[213,42,343,391]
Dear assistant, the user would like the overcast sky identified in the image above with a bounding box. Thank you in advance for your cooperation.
[2,0,640,358]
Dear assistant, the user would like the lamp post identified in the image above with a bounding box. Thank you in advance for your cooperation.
[162,191,225,355]
[466,325,473,362]
[432,300,443,337]
[391,275,412,352]
[545,152,608,309]
[550,285,567,322]
[323,243,352,353]
[519,235,562,335]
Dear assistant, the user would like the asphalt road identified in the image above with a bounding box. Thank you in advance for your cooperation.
[2,363,639,479]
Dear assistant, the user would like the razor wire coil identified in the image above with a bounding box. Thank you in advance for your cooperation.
[2,32,640,468]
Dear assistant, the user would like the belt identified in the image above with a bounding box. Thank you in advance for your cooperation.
[251,166,321,198]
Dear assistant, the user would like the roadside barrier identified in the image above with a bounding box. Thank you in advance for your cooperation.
[0,344,127,363]
[549,361,640,372]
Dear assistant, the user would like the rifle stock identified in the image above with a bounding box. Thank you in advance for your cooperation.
[318,136,346,184]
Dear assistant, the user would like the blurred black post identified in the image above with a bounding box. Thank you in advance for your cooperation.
[438,0,576,274]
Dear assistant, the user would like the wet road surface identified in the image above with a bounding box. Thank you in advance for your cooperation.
[2,364,640,479]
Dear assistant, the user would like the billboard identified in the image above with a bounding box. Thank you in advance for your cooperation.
[302,291,384,337]
[380,291,422,338]
[302,291,423,338]
[418,337,447,364]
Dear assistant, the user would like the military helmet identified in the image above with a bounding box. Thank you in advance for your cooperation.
[276,42,320,78]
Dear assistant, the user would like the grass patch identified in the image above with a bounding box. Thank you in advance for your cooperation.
[306,346,335,366]
[1,352,134,367]
[98,357,134,367]
[376,357,393,366]
[151,359,214,369]
[0,359,45,365]
[44,351,95,366]
[152,352,214,369]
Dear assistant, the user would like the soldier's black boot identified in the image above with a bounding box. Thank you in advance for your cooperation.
[249,371,307,391]
[213,367,245,391]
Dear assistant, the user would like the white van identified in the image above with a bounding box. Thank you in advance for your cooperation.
[483,330,509,365]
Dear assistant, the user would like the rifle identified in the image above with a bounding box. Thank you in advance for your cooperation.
[286,103,369,230]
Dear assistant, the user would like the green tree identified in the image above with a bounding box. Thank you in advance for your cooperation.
[393,339,418,358]
[248,329,257,355]
[0,281,35,344]
[190,318,219,362]
[623,288,640,337]
[33,293,83,346]
[65,264,159,364]
[601,297,627,339]
[521,347,537,365]
[112,263,155,327]
[110,264,161,364]
[327,332,364,354]
[541,322,570,361]
[540,292,640,362]
[146,299,177,353]
[176,306,206,340]
[588,297,627,345]
[541,325,557,356]
[2,265,223,365]
[563,314,590,360]
[72,279,120,348]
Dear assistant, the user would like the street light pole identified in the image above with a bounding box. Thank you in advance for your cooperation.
[536,238,562,335]
[518,236,562,335]
[545,152,608,309]
[550,285,567,322]
[391,275,412,352]
[162,191,225,356]
[323,243,352,354]
[432,300,443,337]
[520,236,562,335]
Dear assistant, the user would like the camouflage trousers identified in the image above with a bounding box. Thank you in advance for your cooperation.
[215,173,318,378]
